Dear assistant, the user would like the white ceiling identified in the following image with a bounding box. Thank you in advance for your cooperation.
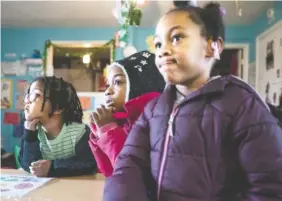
[1,1,274,27]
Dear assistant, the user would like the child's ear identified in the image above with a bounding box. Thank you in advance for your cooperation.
[206,37,224,60]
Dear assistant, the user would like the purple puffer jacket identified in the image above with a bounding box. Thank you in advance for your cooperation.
[103,75,282,201]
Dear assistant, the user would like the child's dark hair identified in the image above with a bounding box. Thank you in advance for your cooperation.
[27,76,83,125]
[170,1,225,41]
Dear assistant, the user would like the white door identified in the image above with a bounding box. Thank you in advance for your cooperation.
[256,20,282,106]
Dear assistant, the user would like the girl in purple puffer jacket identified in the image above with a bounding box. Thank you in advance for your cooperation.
[102,1,282,201]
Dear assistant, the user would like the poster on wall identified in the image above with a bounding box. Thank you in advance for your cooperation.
[264,78,282,106]
[270,80,282,106]
[266,40,274,71]
[79,97,92,111]
[25,59,43,78]
[16,60,28,76]
[16,80,29,94]
[15,80,29,110]
[265,82,270,103]
[1,79,13,109]
[28,66,43,78]
[15,95,25,110]
[77,92,105,112]
[1,62,18,75]
[3,112,20,125]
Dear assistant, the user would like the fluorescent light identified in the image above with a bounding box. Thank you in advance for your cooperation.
[82,54,91,64]
[84,43,91,48]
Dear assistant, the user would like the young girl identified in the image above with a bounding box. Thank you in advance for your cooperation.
[88,50,165,177]
[102,2,282,201]
[20,76,97,177]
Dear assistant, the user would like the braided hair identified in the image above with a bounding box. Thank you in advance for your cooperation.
[27,76,83,125]
[171,1,225,41]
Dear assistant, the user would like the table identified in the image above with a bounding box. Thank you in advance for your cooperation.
[1,169,105,201]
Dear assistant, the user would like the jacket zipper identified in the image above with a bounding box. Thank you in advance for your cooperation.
[157,107,179,201]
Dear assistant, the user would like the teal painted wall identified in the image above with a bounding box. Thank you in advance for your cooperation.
[1,25,252,61]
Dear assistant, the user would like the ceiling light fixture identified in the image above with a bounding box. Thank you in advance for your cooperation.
[135,0,148,8]
[82,54,91,64]
[84,43,91,48]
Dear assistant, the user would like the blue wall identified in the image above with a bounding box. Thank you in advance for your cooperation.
[1,25,252,61]
[1,28,116,60]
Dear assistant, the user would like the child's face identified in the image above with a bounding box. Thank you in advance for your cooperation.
[154,11,211,86]
[24,81,51,121]
[104,66,127,112]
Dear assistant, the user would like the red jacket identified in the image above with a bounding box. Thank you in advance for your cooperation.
[88,92,160,177]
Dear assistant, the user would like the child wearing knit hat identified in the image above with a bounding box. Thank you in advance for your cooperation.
[88,50,165,177]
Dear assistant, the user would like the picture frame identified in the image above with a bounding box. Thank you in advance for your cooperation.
[1,79,13,109]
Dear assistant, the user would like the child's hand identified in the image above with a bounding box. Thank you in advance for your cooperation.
[24,119,39,131]
[91,105,115,128]
[29,160,51,177]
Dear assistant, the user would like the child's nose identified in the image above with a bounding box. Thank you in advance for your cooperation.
[105,86,113,96]
[24,95,31,104]
[158,44,172,58]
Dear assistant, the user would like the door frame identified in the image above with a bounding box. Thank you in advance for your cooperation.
[225,43,249,83]
[46,40,111,76]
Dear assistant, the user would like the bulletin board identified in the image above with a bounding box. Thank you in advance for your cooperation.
[1,79,13,109]
[15,80,30,110]
[77,92,104,124]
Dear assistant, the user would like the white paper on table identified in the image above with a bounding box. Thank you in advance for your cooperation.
[0,174,54,198]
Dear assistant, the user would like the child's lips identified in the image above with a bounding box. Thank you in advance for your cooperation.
[159,57,176,67]
[24,110,29,116]
[105,100,115,107]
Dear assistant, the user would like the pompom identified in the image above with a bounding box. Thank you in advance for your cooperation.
[220,7,226,16]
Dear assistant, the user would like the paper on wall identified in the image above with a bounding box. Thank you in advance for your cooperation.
[28,66,44,78]
[1,61,20,75]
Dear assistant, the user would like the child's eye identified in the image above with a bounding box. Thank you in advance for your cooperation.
[154,42,162,49]
[114,80,123,85]
[172,34,183,44]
